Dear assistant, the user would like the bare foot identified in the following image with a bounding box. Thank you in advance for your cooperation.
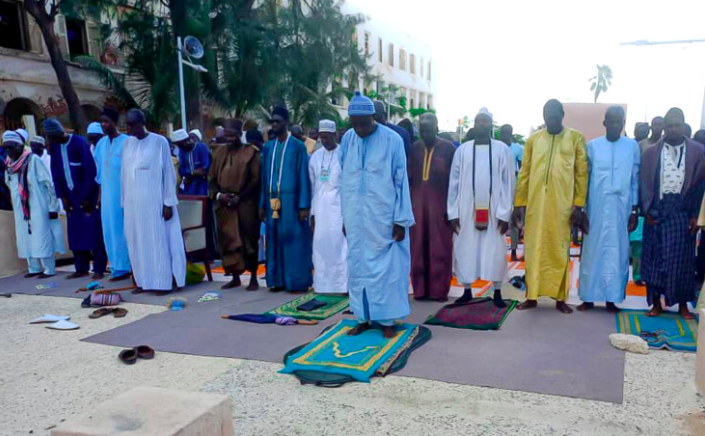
[645,303,662,317]
[577,302,594,312]
[382,325,397,339]
[221,277,242,290]
[606,302,620,313]
[679,304,695,320]
[517,299,537,310]
[246,274,259,291]
[92,273,105,280]
[347,322,371,336]
[556,301,573,314]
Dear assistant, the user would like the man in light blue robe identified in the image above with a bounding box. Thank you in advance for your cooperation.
[578,106,640,312]
[339,92,415,338]
[94,108,131,281]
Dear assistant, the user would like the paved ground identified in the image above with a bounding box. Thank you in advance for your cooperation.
[1,294,703,436]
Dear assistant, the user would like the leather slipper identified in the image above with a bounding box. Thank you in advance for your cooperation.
[112,308,128,318]
[89,308,113,319]
[119,349,137,365]
[134,345,155,360]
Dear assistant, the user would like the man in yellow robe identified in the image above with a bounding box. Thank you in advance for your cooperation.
[512,99,589,314]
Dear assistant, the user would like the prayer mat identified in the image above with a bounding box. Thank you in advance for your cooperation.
[616,310,699,353]
[268,292,349,320]
[425,297,517,330]
[281,319,426,383]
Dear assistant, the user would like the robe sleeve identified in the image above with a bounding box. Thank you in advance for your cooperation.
[200,144,211,172]
[494,143,513,223]
[239,150,261,202]
[447,146,462,221]
[178,152,190,177]
[34,156,60,213]
[94,138,104,185]
[698,185,705,226]
[391,136,414,227]
[630,141,640,207]
[514,136,533,207]
[573,133,588,207]
[308,152,317,217]
[120,142,126,209]
[80,137,99,205]
[259,144,269,211]
[297,143,312,211]
[49,144,66,200]
[160,136,179,207]
[208,148,220,200]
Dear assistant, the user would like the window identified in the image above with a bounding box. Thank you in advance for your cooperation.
[399,49,406,71]
[410,54,416,74]
[428,61,432,81]
[420,58,424,78]
[0,0,29,51]
[378,38,383,63]
[65,18,88,58]
[388,43,394,67]
[364,32,370,56]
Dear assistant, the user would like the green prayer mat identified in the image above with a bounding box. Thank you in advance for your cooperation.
[425,297,518,330]
[267,292,349,320]
[616,310,699,353]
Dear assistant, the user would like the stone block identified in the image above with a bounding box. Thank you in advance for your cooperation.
[51,387,234,436]
[697,309,705,395]
[609,333,649,354]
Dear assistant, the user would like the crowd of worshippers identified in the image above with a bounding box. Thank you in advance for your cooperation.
[2,93,705,335]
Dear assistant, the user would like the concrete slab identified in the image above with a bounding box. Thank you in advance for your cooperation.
[697,309,705,395]
[51,386,234,436]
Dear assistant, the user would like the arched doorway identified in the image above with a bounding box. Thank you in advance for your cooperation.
[3,97,43,133]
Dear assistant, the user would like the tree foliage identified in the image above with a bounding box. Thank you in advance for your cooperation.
[589,64,613,103]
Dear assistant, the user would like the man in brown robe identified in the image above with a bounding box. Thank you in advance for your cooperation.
[409,113,456,301]
[209,119,262,290]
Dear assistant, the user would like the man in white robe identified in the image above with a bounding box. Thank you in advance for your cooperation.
[3,131,65,277]
[121,109,186,294]
[448,108,514,307]
[309,119,347,294]
[340,92,415,338]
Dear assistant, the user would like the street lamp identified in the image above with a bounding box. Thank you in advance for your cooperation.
[177,36,208,130]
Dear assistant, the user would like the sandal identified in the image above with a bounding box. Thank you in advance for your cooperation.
[118,349,137,365]
[112,308,128,318]
[89,308,113,319]
[134,345,155,360]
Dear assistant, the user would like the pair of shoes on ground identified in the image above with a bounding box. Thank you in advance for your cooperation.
[24,272,55,279]
[89,307,128,319]
[29,314,79,330]
[119,345,155,365]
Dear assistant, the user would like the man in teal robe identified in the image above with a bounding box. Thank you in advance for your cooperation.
[259,106,312,292]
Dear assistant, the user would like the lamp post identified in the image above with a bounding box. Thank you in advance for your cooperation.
[176,36,208,130]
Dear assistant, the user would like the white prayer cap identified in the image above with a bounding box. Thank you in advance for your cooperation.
[189,129,203,141]
[87,122,104,135]
[476,107,493,122]
[318,119,336,133]
[171,128,189,143]
[30,136,46,146]
[15,128,29,143]
[2,131,23,146]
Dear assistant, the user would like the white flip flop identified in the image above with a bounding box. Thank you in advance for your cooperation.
[29,314,71,324]
[46,320,80,330]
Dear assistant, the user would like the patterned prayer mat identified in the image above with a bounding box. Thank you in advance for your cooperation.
[281,319,427,383]
[425,297,517,330]
[267,292,349,320]
[616,310,699,353]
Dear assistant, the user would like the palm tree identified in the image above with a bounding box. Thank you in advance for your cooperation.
[589,65,613,103]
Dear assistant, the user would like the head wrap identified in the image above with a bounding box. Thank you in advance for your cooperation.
[318,119,336,133]
[189,129,202,141]
[15,128,29,144]
[43,118,64,136]
[87,122,104,135]
[171,129,189,143]
[476,107,493,122]
[30,136,46,146]
[101,107,119,124]
[348,91,375,116]
[271,106,290,121]
[665,107,685,123]
[246,129,264,144]
[2,130,23,146]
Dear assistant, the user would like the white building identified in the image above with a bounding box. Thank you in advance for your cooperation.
[339,3,437,122]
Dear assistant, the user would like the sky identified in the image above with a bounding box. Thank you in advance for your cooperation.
[347,0,705,136]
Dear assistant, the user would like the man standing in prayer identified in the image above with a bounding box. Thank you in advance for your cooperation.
[513,100,589,314]
[291,125,318,155]
[259,107,312,292]
[640,117,664,155]
[3,131,65,277]
[578,107,640,313]
[634,122,650,143]
[500,124,524,261]
[87,122,104,155]
[30,136,51,173]
[173,128,211,196]
[339,92,415,338]
[44,118,107,279]
[94,107,131,281]
[448,109,514,307]
[640,108,705,319]
[309,119,347,294]
[409,113,455,301]
[373,101,412,158]
[209,119,262,291]
[122,109,186,295]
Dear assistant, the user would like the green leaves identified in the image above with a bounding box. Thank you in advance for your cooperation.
[589,64,613,103]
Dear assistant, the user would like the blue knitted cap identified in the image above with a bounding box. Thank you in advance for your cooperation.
[43,118,65,136]
[348,91,375,116]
